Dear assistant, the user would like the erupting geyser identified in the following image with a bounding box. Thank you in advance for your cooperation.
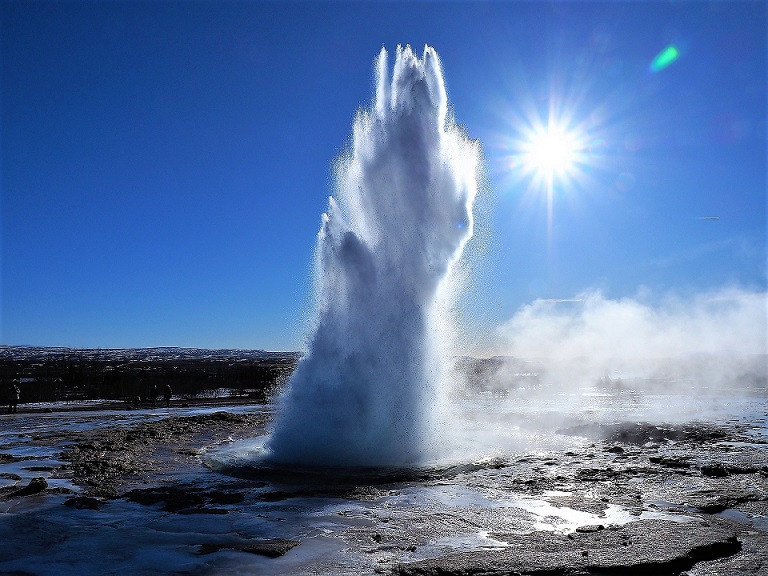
[267,45,480,467]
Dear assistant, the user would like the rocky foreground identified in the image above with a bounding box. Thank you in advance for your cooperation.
[1,406,766,575]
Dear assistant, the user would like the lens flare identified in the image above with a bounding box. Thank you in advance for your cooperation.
[649,45,679,72]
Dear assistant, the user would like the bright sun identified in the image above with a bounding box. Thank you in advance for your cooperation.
[523,124,581,182]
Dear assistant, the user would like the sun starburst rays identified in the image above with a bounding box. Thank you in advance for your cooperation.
[517,117,589,191]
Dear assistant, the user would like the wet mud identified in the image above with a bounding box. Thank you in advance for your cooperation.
[0,406,766,575]
[56,411,268,497]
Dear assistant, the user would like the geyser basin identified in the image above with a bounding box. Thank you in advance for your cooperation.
[205,435,523,486]
[266,45,480,467]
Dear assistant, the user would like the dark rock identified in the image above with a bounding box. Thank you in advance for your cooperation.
[125,487,205,512]
[576,467,619,481]
[64,496,104,510]
[700,463,763,477]
[125,486,247,512]
[237,539,301,557]
[197,543,222,555]
[698,497,759,514]
[178,507,229,515]
[686,486,768,514]
[700,463,729,477]
[259,491,293,502]
[198,538,300,558]
[207,490,245,505]
[7,477,48,498]
[47,487,75,495]
[650,456,691,468]
[558,422,728,445]
[0,453,21,463]
[575,524,604,533]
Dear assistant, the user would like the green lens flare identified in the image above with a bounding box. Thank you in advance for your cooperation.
[650,45,679,72]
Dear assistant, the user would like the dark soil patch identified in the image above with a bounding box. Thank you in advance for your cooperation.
[57,411,268,497]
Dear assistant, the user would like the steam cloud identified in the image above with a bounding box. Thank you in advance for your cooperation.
[494,288,767,391]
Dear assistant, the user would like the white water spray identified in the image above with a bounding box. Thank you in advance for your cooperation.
[266,45,480,467]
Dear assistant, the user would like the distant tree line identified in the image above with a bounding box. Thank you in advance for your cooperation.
[0,353,298,404]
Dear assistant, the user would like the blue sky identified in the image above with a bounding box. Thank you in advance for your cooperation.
[2,1,765,351]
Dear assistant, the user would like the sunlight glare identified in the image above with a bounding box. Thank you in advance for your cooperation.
[528,128,578,179]
[501,102,597,198]
[522,123,582,183]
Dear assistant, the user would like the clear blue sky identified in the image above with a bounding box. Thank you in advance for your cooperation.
[2,1,765,351]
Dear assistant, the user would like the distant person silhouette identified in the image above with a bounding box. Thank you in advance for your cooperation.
[163,384,172,408]
[149,383,158,408]
[8,380,20,414]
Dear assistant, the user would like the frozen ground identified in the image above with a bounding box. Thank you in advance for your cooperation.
[0,387,766,575]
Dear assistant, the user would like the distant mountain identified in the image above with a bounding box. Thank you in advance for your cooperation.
[0,345,300,363]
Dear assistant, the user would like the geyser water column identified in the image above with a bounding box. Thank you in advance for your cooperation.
[267,45,479,467]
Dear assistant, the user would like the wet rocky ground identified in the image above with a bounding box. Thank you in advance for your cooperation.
[0,400,766,575]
